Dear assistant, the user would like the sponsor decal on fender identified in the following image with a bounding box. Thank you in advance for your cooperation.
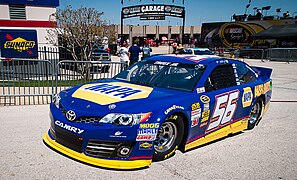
[164,105,184,115]
[137,128,158,135]
[254,84,264,98]
[191,109,201,128]
[55,120,84,134]
[201,110,210,123]
[200,95,210,103]
[191,102,201,111]
[254,81,271,98]
[196,87,205,94]
[136,135,156,141]
[139,142,153,150]
[139,123,159,129]
[242,87,253,107]
[72,82,153,105]
[109,131,127,138]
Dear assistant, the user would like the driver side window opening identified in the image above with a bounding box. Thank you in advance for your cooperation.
[204,64,237,92]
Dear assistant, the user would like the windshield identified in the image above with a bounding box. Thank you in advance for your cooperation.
[194,50,213,55]
[113,60,205,92]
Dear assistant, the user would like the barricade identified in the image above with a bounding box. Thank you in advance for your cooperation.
[239,49,265,61]
[0,58,128,105]
[267,48,297,62]
[0,58,54,105]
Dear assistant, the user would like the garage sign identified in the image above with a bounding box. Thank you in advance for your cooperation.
[122,4,185,19]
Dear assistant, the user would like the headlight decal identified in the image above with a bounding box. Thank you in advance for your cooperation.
[100,112,152,126]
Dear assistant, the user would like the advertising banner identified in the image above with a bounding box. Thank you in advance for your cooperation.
[0,29,38,58]
[122,4,185,19]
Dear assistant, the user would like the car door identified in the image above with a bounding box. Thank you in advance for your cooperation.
[199,62,241,134]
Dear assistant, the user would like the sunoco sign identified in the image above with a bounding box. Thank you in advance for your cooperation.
[0,29,38,58]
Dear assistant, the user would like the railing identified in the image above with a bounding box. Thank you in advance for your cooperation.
[0,58,54,105]
[0,58,128,105]
[267,48,297,62]
[239,49,265,61]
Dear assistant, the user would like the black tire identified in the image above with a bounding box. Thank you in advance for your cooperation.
[153,115,184,162]
[248,98,263,130]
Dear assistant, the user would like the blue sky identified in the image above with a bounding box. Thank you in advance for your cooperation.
[59,0,297,26]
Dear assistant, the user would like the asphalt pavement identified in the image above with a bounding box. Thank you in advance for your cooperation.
[0,48,297,179]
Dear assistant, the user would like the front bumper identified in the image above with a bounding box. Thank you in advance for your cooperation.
[43,131,152,170]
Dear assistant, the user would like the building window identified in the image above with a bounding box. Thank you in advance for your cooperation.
[9,5,26,20]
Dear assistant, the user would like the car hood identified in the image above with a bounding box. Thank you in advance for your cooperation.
[60,80,192,114]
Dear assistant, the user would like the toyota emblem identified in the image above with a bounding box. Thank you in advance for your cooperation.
[66,110,76,121]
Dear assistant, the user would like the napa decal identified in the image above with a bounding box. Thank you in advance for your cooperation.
[242,87,253,108]
[0,29,38,58]
[72,82,153,105]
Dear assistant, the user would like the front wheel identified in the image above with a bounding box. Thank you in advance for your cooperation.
[248,98,263,130]
[153,115,184,161]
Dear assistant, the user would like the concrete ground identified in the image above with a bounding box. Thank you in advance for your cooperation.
[0,47,297,179]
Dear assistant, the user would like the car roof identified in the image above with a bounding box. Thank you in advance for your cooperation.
[186,48,211,51]
[146,54,224,65]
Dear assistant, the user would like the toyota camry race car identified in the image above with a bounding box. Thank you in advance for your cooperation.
[43,54,272,169]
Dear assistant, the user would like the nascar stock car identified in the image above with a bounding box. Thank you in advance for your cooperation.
[43,54,272,169]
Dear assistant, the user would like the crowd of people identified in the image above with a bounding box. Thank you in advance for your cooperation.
[118,41,152,66]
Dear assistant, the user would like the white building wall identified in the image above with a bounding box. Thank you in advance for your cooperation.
[26,6,56,21]
[0,5,9,20]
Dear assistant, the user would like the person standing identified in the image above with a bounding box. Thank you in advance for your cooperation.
[118,44,129,64]
[142,43,152,59]
[128,43,141,66]
[172,41,178,54]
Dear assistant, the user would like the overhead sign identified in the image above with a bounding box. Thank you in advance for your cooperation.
[140,15,165,20]
[122,4,185,19]
[0,29,38,58]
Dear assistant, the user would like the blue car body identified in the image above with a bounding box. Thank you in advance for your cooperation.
[43,55,272,169]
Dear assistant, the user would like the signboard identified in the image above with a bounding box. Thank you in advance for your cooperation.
[140,15,165,20]
[122,4,185,19]
[0,29,38,58]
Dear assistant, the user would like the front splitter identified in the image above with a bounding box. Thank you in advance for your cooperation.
[43,132,152,170]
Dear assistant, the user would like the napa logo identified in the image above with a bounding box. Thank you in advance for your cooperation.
[242,87,253,108]
[84,83,142,99]
[72,82,153,105]
[4,37,35,52]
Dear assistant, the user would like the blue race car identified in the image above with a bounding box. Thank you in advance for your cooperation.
[43,54,272,169]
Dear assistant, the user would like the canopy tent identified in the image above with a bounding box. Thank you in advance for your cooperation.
[250,24,297,39]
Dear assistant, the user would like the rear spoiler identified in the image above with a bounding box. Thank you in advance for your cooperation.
[251,66,272,78]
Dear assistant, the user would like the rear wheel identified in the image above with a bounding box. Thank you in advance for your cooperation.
[248,98,263,130]
[153,115,184,161]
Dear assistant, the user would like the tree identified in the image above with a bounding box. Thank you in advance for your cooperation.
[47,6,116,79]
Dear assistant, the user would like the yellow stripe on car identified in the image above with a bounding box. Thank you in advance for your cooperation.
[43,132,152,169]
[185,119,248,151]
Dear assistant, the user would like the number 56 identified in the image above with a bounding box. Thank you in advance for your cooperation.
[206,90,239,132]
